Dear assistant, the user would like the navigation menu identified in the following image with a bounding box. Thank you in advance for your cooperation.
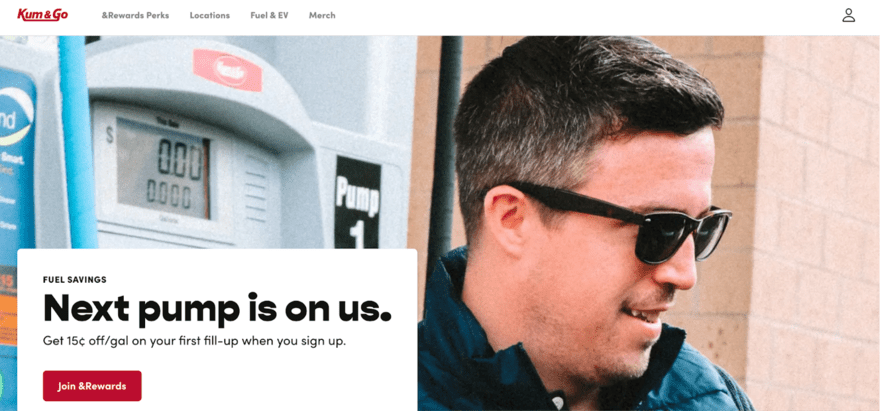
[3,2,873,36]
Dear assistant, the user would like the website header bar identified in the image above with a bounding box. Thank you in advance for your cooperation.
[2,1,877,35]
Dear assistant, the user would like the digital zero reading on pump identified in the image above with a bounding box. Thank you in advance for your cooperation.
[115,118,211,220]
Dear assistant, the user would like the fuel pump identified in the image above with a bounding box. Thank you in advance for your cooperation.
[85,36,416,249]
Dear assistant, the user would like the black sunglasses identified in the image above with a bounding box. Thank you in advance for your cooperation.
[505,182,732,265]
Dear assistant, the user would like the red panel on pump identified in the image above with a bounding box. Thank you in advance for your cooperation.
[192,49,262,92]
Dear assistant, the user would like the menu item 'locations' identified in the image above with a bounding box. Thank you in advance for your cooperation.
[190,12,230,19]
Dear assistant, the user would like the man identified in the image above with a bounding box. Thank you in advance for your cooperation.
[418,37,754,410]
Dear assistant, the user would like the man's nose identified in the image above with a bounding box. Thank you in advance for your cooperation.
[652,236,698,290]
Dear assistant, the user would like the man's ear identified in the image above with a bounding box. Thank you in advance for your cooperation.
[482,185,539,257]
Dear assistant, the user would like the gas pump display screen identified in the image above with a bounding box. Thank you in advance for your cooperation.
[116,117,211,219]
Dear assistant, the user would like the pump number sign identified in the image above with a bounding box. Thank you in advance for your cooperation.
[334,156,380,248]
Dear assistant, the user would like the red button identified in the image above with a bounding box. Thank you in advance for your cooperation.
[43,371,141,401]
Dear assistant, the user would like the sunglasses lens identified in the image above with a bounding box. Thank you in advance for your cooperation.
[694,213,731,261]
[635,214,690,264]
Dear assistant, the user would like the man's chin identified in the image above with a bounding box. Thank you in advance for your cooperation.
[602,344,653,385]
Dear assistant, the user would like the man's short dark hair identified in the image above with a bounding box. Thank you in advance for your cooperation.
[454,36,725,243]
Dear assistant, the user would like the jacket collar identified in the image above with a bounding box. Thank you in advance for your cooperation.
[421,246,687,410]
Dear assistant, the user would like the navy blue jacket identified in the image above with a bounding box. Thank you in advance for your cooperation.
[418,247,754,410]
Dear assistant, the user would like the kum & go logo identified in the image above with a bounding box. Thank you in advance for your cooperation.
[193,49,263,92]
[18,8,69,21]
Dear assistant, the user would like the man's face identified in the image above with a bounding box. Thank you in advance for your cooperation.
[521,127,715,388]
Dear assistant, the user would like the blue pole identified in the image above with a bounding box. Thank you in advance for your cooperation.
[58,36,98,249]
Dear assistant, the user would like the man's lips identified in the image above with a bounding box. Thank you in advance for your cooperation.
[621,305,671,323]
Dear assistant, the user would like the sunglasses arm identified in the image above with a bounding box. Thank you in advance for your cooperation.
[506,182,645,225]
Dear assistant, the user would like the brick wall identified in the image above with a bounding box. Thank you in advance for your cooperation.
[748,36,878,411]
